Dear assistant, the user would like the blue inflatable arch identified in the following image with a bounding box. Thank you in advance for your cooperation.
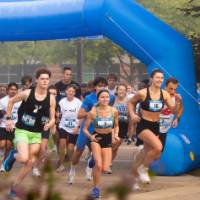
[0,0,199,175]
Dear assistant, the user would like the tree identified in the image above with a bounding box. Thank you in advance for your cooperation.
[136,0,200,80]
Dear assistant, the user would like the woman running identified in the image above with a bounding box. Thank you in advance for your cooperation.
[112,83,129,163]
[56,84,82,172]
[83,89,119,198]
[128,69,177,188]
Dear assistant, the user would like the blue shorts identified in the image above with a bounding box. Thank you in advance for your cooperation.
[76,122,94,151]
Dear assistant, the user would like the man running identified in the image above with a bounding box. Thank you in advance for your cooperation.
[159,77,183,151]
[3,68,56,197]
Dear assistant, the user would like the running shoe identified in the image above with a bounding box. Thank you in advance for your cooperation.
[137,164,151,184]
[127,138,132,145]
[32,167,41,177]
[91,187,100,198]
[88,155,95,168]
[104,165,112,174]
[56,165,65,173]
[68,168,75,184]
[0,163,5,172]
[3,149,17,172]
[8,187,17,198]
[85,166,92,181]
[132,181,140,191]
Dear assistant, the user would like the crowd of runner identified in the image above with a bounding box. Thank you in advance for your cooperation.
[0,67,184,198]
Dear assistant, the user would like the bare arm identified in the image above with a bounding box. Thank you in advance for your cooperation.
[6,90,30,132]
[44,94,56,131]
[83,108,96,141]
[6,89,30,117]
[77,108,87,119]
[175,94,183,120]
[128,91,143,123]
[163,90,176,114]
[113,108,119,136]
[172,94,183,128]
[112,107,120,143]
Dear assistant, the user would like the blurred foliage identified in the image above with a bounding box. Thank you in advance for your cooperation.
[0,159,63,200]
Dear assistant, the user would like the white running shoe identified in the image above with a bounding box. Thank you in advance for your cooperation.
[56,165,65,173]
[0,164,5,172]
[68,168,75,184]
[105,165,112,174]
[137,164,151,184]
[85,166,92,181]
[32,167,41,177]
[132,180,141,191]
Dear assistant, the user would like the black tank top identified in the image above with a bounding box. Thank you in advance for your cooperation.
[140,87,164,112]
[16,87,50,132]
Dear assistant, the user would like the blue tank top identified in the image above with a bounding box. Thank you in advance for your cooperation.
[140,87,164,112]
[113,100,128,122]
[94,106,114,129]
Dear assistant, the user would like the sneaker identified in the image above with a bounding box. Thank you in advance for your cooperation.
[3,149,17,172]
[132,181,140,191]
[137,164,151,184]
[88,155,95,168]
[127,138,132,145]
[56,165,65,173]
[91,187,100,198]
[8,187,17,198]
[0,164,5,172]
[105,165,112,174]
[68,168,75,184]
[85,166,92,181]
[32,167,41,177]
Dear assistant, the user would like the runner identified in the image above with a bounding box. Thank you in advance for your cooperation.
[67,77,115,184]
[159,77,183,151]
[0,83,20,172]
[56,84,82,172]
[112,83,129,171]
[32,85,58,177]
[3,68,55,197]
[128,69,178,189]
[83,89,119,198]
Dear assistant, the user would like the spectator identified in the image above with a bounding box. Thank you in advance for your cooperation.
[55,67,81,102]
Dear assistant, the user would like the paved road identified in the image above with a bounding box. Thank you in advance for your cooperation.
[1,143,200,200]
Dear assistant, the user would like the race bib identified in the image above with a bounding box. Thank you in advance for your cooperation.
[22,114,36,127]
[12,111,17,120]
[64,119,76,128]
[149,100,163,112]
[119,115,128,122]
[160,114,174,133]
[97,119,113,128]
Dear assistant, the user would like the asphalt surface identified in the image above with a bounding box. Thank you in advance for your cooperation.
[1,143,200,200]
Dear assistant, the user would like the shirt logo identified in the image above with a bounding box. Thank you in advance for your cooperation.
[33,105,42,113]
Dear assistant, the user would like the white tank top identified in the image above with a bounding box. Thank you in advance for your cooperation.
[58,97,82,134]
[159,96,176,133]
